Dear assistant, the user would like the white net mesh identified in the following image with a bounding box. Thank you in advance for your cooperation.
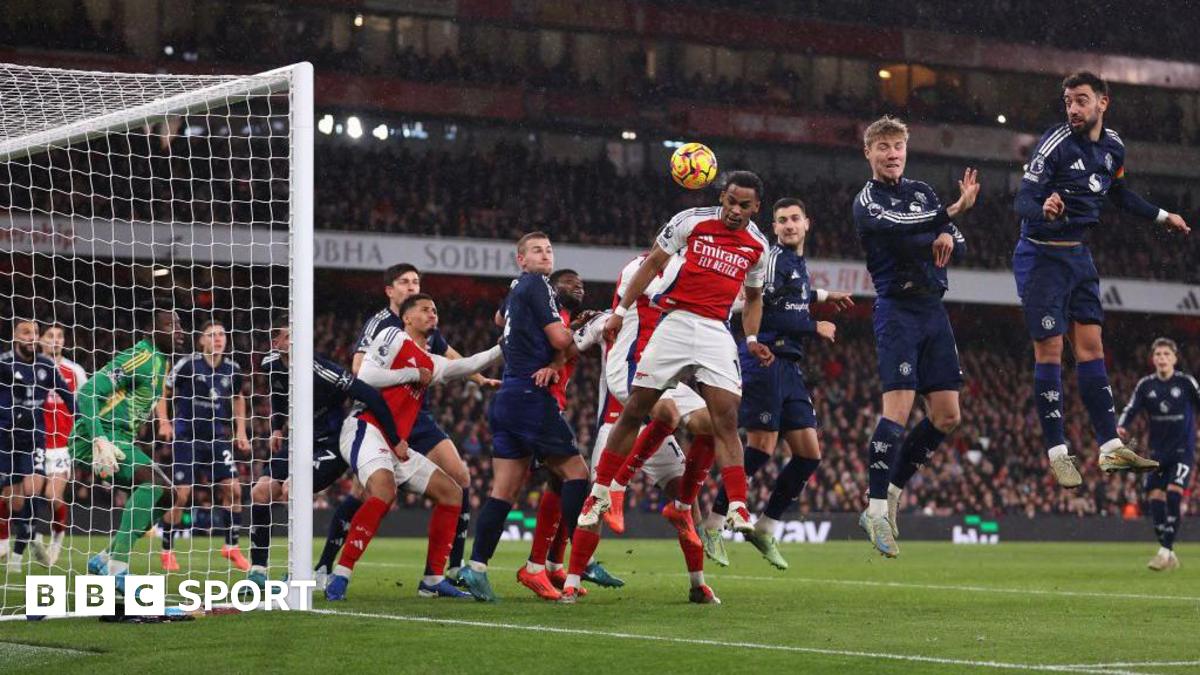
[0,62,305,615]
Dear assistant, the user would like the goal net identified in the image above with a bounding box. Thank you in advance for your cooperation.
[0,62,314,616]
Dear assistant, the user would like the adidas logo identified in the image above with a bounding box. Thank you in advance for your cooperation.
[1178,291,1200,312]
[1070,159,1086,171]
[1101,286,1123,307]
[870,461,889,470]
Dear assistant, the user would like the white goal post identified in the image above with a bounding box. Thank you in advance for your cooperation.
[0,61,313,614]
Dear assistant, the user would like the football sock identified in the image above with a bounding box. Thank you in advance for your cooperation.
[1034,362,1066,449]
[335,496,389,573]
[528,489,562,568]
[469,497,512,567]
[447,487,470,570]
[891,418,945,490]
[160,519,174,551]
[250,503,272,568]
[109,484,166,563]
[11,502,33,556]
[712,445,770,516]
[424,503,462,579]
[592,449,626,491]
[1077,359,1119,445]
[1164,491,1182,550]
[558,479,588,540]
[764,457,821,520]
[719,465,748,507]
[317,495,361,572]
[568,528,601,577]
[867,418,905,500]
[1150,498,1167,547]
[678,435,715,506]
[227,509,241,546]
[612,420,675,488]
[52,503,68,534]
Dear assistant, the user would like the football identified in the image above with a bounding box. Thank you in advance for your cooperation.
[670,142,718,189]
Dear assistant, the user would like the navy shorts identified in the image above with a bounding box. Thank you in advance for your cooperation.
[173,438,236,484]
[0,443,34,487]
[1012,238,1103,340]
[738,349,817,432]
[267,438,348,494]
[1144,448,1195,492]
[409,409,451,455]
[488,387,578,461]
[873,295,963,394]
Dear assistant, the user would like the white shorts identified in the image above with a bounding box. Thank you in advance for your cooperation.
[607,354,707,422]
[339,417,436,495]
[592,423,685,488]
[40,447,72,477]
[632,310,742,396]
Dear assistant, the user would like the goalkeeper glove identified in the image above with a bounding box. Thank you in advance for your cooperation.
[92,436,125,480]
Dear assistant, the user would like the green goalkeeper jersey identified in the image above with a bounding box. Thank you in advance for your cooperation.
[71,339,170,443]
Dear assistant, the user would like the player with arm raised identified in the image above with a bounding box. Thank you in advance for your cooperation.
[246,316,407,589]
[701,197,853,570]
[73,306,183,589]
[155,320,251,572]
[326,294,502,600]
[571,171,773,599]
[336,262,488,583]
[1014,71,1189,487]
[460,232,591,602]
[29,324,87,567]
[852,116,974,558]
[0,319,74,570]
[1116,338,1200,571]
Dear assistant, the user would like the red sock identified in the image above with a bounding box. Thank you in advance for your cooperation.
[679,532,704,573]
[548,521,568,565]
[613,420,675,488]
[720,465,748,505]
[425,503,462,577]
[336,496,390,572]
[593,449,627,488]
[528,490,562,566]
[0,501,9,540]
[678,435,715,505]
[568,528,601,576]
[53,504,69,534]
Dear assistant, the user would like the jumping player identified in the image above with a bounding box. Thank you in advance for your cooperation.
[1117,338,1200,571]
[701,197,852,570]
[326,293,502,600]
[574,171,774,599]
[1014,71,1189,486]
[852,116,974,557]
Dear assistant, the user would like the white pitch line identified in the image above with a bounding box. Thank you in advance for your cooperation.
[354,561,1200,604]
[1062,661,1200,669]
[312,608,1139,675]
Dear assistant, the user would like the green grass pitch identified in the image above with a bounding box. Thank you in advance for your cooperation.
[2,538,1198,674]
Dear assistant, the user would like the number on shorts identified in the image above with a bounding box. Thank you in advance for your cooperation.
[1175,463,1191,484]
[222,448,234,466]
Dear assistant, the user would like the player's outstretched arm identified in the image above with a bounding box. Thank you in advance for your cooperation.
[1108,178,1190,233]
[432,345,503,384]
[358,329,429,388]
[606,246,672,341]
[945,168,980,219]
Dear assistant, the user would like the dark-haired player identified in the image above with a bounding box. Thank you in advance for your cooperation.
[852,116,974,558]
[1015,71,1190,487]
[572,171,773,603]
[156,320,251,572]
[701,197,851,570]
[1117,338,1200,571]
[245,316,407,589]
[74,307,184,589]
[0,319,74,570]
